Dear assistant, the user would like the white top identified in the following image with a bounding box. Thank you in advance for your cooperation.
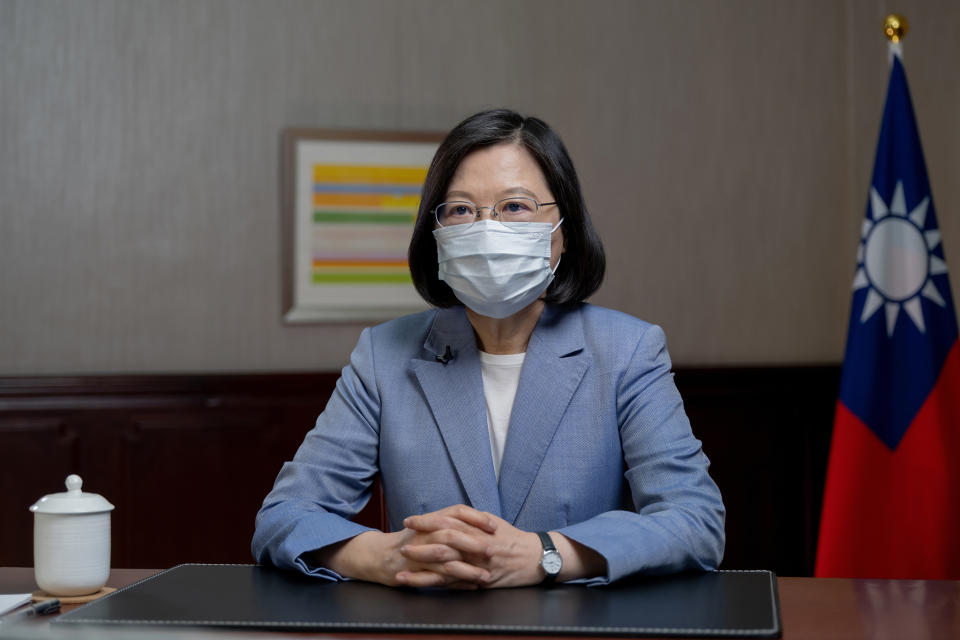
[479,350,526,480]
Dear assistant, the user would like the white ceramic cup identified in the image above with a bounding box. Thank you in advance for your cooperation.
[31,475,114,596]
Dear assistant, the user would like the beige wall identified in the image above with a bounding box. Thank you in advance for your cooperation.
[1,0,957,373]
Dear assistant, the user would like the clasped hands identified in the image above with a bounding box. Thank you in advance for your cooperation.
[320,504,547,589]
[393,504,545,589]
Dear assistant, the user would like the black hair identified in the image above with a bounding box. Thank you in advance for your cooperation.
[408,108,606,307]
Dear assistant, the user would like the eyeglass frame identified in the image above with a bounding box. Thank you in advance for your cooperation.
[431,196,558,228]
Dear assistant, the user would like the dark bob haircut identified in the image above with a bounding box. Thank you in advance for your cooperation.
[408,109,605,307]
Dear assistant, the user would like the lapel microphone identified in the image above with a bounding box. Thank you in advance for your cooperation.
[435,345,453,365]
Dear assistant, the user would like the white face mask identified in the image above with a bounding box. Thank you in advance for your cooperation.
[433,219,563,319]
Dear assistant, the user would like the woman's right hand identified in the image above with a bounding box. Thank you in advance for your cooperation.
[313,510,497,588]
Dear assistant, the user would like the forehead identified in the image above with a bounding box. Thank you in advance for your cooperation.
[446,143,551,196]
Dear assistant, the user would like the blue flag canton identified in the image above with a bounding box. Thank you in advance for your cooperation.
[839,56,959,451]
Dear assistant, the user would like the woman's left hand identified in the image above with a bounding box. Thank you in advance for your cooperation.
[399,504,544,588]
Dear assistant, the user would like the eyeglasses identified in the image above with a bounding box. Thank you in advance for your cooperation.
[433,197,557,227]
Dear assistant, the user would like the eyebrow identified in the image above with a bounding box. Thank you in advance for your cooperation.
[444,186,543,201]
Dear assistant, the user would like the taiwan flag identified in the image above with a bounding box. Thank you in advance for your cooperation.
[815,48,960,579]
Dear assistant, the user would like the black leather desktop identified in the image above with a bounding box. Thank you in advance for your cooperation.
[56,564,781,637]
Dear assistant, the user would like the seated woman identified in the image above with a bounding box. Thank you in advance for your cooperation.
[253,109,725,588]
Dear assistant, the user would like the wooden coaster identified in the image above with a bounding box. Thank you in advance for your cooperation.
[32,586,116,604]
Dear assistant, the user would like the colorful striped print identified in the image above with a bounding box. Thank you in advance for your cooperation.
[311,262,412,285]
[310,163,426,285]
[313,193,421,209]
[313,164,427,184]
[311,272,413,284]
[313,183,422,195]
[313,210,416,225]
[312,260,408,268]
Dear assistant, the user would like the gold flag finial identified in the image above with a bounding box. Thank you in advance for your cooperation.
[883,14,908,43]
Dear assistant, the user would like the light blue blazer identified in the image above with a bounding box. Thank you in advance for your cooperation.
[253,303,725,584]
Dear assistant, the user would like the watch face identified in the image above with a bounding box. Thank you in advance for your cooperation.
[542,550,562,575]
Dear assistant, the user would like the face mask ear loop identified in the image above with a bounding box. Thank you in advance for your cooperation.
[551,254,562,275]
[550,218,564,274]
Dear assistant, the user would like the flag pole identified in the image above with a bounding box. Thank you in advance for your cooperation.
[817,7,960,580]
[884,14,907,61]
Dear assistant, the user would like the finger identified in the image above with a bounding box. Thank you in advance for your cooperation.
[400,542,463,564]
[404,508,497,535]
[405,504,496,532]
[396,559,491,587]
[448,504,498,533]
[395,571,481,590]
[436,560,491,584]
[395,570,448,588]
[407,529,492,557]
[403,513,472,533]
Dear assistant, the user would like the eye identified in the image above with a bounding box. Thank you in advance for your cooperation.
[440,202,474,217]
[501,199,534,214]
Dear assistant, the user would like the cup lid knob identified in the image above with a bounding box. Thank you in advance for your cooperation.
[65,474,83,494]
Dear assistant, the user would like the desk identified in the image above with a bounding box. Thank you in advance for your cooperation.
[2,568,959,639]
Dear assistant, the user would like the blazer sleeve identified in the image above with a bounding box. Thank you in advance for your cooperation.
[251,328,382,580]
[556,324,726,584]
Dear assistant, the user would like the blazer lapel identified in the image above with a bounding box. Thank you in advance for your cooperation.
[411,308,502,516]
[498,305,590,524]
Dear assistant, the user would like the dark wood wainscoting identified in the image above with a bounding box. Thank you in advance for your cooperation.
[674,366,840,576]
[0,366,839,576]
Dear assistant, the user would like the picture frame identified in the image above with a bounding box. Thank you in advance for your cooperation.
[281,128,444,323]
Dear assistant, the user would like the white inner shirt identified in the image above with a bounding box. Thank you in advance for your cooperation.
[478,350,526,480]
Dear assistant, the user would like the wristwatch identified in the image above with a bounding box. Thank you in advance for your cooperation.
[537,531,562,582]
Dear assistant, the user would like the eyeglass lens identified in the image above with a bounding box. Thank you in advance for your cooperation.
[435,197,544,226]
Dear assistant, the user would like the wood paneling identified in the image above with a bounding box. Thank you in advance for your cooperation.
[675,366,840,576]
[0,374,371,569]
[0,367,838,575]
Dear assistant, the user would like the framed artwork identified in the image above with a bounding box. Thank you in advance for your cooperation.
[281,128,444,323]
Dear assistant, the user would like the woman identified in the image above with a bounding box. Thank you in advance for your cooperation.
[253,109,725,588]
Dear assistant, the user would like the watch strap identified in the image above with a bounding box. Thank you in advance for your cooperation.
[537,531,557,553]
[536,531,560,582]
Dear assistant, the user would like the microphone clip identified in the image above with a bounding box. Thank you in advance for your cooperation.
[435,345,453,366]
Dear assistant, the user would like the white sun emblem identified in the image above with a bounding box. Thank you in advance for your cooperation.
[853,180,947,336]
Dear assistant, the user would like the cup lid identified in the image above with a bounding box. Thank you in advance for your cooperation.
[30,475,115,514]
